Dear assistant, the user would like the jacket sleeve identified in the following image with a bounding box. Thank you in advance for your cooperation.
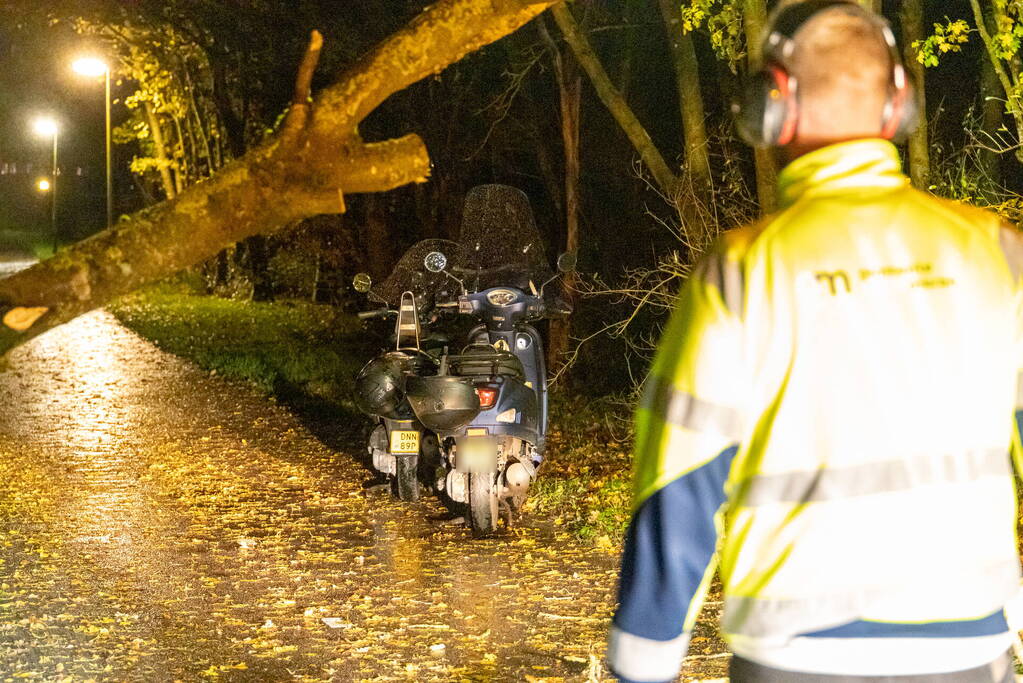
[607,245,747,683]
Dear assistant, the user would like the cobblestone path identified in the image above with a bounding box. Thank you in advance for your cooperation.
[0,310,729,681]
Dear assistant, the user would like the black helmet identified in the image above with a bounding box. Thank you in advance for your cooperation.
[354,353,409,418]
[353,351,436,419]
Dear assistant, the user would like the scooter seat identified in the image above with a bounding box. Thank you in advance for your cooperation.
[449,343,525,381]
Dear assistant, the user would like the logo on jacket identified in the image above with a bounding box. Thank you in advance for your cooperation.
[814,263,952,296]
[815,271,852,295]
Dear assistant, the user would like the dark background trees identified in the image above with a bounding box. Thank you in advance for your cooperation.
[0,0,1016,391]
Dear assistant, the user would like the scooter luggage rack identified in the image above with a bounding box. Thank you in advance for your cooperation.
[446,346,525,381]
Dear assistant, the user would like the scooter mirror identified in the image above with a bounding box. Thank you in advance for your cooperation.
[353,273,373,293]
[424,251,448,273]
[557,251,578,274]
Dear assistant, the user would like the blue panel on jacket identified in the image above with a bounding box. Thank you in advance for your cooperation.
[801,610,1008,638]
[613,445,738,642]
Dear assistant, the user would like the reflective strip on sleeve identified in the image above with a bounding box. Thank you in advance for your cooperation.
[606,625,690,683]
[739,448,1010,507]
[999,225,1023,282]
[642,379,743,441]
[1016,372,1023,411]
[701,251,744,317]
[722,559,1021,639]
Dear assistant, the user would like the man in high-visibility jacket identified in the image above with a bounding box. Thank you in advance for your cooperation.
[607,1,1023,681]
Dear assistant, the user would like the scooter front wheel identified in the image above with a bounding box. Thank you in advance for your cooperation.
[395,453,419,502]
[467,471,498,537]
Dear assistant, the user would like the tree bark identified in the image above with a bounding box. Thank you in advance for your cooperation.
[742,0,777,212]
[658,0,711,190]
[900,0,930,189]
[979,52,1003,195]
[0,0,562,354]
[551,3,679,196]
[539,18,581,372]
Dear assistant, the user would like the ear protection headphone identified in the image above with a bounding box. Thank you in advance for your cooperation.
[733,0,919,148]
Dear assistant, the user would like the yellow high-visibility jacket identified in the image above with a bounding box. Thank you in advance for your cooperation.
[607,139,1023,682]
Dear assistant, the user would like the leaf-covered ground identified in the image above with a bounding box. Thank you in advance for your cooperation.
[110,289,636,547]
[0,311,730,681]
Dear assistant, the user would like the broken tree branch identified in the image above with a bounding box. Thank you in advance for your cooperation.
[0,0,564,355]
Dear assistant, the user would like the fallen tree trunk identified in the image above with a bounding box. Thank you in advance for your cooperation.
[0,0,560,355]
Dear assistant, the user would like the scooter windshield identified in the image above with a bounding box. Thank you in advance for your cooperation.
[456,184,553,292]
[374,238,465,309]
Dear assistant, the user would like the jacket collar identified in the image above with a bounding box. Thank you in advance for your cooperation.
[777,139,909,209]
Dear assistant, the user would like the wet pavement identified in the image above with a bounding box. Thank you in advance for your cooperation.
[0,307,729,681]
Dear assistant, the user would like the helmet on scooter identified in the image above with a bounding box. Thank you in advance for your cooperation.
[353,353,408,418]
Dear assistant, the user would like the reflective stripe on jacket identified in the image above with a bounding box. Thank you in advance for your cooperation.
[608,139,1023,683]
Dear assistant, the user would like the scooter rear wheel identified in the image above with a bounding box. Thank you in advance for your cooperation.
[468,471,498,537]
[395,454,419,502]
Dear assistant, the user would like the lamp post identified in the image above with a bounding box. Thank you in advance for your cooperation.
[32,117,59,251]
[72,56,112,228]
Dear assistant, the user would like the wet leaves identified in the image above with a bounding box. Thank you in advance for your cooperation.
[0,312,691,681]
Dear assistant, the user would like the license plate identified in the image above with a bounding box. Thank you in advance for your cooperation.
[390,430,419,454]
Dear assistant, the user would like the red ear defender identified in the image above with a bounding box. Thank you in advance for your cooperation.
[767,63,800,146]
[880,62,918,143]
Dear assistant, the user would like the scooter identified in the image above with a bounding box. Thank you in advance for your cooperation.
[351,280,437,502]
[403,246,575,536]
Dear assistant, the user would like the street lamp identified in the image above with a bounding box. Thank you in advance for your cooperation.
[72,56,112,228]
[32,116,59,250]
[37,178,51,193]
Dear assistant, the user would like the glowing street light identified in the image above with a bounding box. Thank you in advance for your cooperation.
[31,116,60,250]
[32,117,58,138]
[37,178,51,193]
[72,56,113,228]
[71,57,108,78]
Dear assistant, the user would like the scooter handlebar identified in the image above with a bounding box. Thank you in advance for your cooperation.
[357,309,395,320]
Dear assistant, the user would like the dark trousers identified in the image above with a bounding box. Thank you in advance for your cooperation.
[729,652,1014,683]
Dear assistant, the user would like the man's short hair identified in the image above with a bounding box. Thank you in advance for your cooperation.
[789,6,891,124]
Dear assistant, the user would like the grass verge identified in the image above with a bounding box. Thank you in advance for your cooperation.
[110,287,635,547]
[0,229,55,260]
[526,394,633,548]
[110,285,371,406]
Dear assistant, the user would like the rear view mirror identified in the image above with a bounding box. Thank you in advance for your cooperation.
[424,251,448,273]
[557,251,578,274]
[353,273,373,293]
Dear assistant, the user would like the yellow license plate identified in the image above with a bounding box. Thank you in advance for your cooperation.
[390,430,419,454]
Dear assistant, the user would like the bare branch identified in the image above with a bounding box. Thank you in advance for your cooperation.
[550,3,679,196]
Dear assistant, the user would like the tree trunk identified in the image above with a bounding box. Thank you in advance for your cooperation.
[543,33,581,373]
[361,194,394,282]
[969,0,1023,164]
[900,0,930,189]
[551,3,678,196]
[979,52,1003,196]
[245,234,274,302]
[742,0,777,212]
[0,0,562,355]
[143,101,178,200]
[657,0,711,190]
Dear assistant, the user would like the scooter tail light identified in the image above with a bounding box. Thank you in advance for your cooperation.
[475,387,498,409]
